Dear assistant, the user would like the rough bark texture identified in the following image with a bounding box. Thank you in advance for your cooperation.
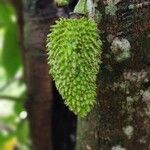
[76,0,150,150]
[23,0,57,149]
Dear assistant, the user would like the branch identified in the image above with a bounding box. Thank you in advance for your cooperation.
[0,95,21,101]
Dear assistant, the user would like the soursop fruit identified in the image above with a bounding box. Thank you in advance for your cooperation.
[47,18,102,117]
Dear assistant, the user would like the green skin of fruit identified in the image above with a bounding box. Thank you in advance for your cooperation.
[47,18,102,117]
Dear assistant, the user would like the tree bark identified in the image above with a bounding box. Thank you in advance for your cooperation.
[76,0,150,150]
[23,0,57,149]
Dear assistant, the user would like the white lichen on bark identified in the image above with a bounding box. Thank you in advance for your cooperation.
[123,125,134,139]
[111,145,126,150]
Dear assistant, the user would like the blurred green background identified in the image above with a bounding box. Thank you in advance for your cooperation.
[0,2,30,150]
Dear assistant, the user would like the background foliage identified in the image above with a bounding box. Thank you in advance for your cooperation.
[0,1,30,150]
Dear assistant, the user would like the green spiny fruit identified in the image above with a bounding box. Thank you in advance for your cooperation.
[47,18,102,117]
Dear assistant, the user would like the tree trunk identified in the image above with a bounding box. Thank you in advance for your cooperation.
[76,0,150,150]
[23,0,57,149]
[11,0,77,149]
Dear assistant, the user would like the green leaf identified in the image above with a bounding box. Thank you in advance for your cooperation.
[16,120,29,145]
[0,3,13,27]
[1,25,21,78]
[0,3,21,78]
